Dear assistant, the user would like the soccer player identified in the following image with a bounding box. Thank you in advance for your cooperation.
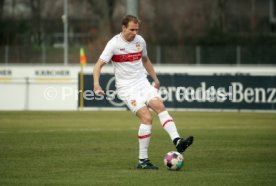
[93,15,193,170]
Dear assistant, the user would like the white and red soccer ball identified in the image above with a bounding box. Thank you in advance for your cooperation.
[164,151,184,170]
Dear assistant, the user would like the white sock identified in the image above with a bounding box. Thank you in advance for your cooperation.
[138,124,152,160]
[158,111,180,141]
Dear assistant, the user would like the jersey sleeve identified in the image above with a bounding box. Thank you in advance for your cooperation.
[99,40,114,63]
[141,37,148,57]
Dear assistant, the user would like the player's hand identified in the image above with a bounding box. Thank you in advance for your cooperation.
[153,79,160,89]
[94,85,105,96]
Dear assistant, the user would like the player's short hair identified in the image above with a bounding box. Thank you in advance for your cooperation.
[121,15,141,27]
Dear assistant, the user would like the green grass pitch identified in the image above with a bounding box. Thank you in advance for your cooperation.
[0,111,275,186]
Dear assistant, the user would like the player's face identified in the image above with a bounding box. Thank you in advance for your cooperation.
[122,21,139,42]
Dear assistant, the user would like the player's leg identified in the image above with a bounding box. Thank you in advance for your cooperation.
[135,107,158,169]
[147,97,180,141]
[148,97,194,153]
[136,106,152,163]
[117,86,158,169]
[140,82,183,146]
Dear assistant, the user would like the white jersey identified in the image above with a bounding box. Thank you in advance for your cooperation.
[99,33,148,88]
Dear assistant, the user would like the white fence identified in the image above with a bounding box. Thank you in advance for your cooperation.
[0,77,77,110]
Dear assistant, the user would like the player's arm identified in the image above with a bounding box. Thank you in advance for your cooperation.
[93,59,106,95]
[142,56,160,89]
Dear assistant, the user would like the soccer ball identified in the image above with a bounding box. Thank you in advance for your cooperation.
[164,151,184,170]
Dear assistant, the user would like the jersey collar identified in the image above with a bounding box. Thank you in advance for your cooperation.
[120,32,136,43]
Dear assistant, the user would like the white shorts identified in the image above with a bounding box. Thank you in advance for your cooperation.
[117,80,160,113]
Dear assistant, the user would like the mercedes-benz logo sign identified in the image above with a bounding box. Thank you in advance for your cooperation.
[105,76,125,107]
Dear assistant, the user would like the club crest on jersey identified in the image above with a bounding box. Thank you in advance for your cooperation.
[135,42,141,51]
[131,100,137,107]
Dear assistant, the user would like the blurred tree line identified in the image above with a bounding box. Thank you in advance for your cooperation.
[0,0,276,64]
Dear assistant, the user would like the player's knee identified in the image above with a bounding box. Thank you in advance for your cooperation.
[153,101,166,113]
[141,112,152,124]
[157,103,166,113]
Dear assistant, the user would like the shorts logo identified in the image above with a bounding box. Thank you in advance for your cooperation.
[131,100,137,107]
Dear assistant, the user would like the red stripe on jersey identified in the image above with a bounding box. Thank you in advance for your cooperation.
[162,119,174,127]
[112,52,142,63]
[138,134,151,139]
